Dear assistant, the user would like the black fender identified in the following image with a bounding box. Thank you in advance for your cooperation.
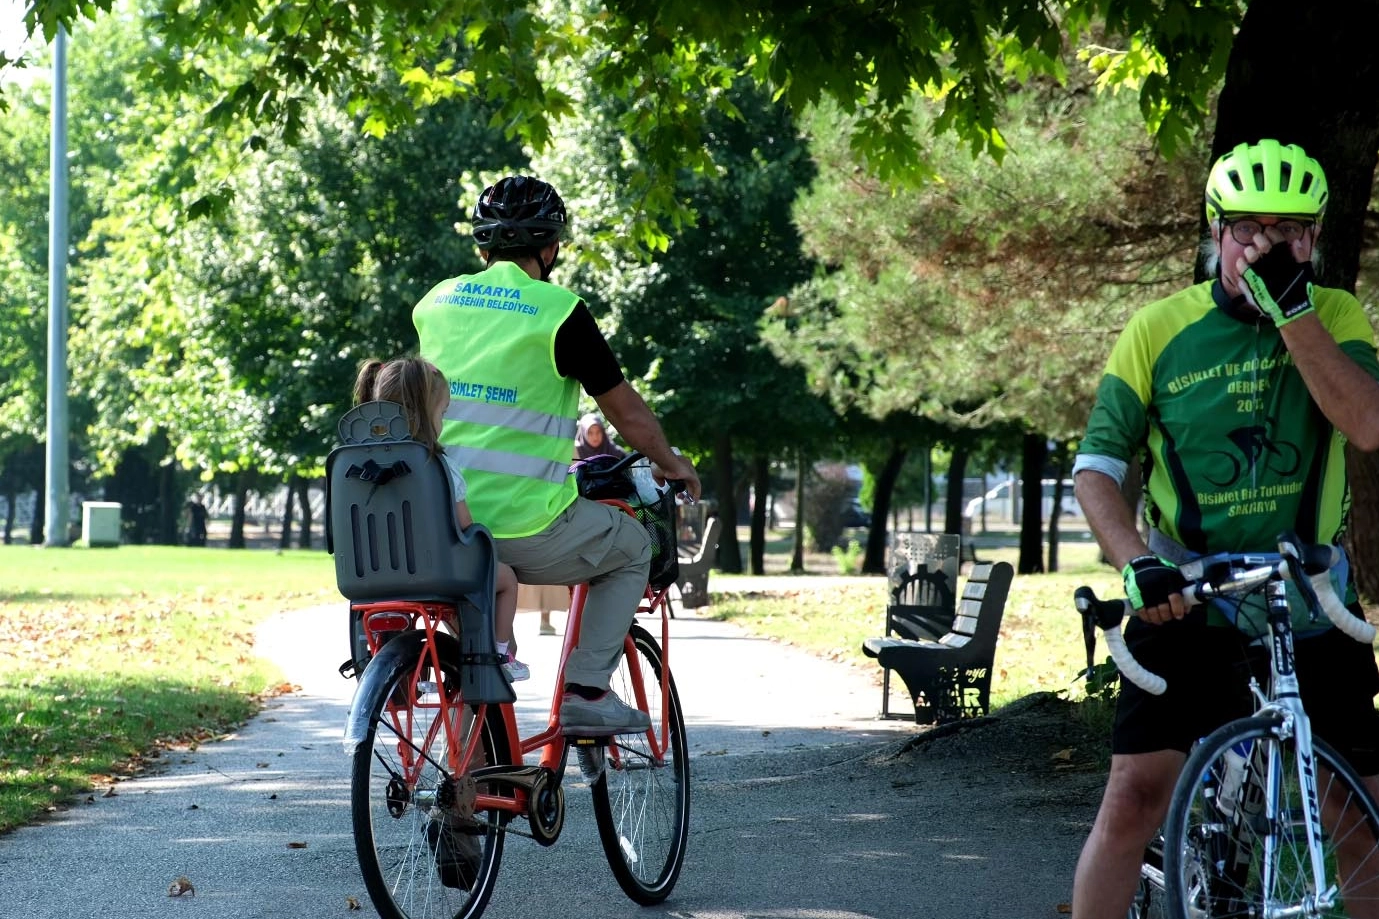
[342,628,515,753]
[343,630,452,752]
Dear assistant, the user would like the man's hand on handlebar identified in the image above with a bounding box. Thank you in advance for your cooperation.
[651,455,702,503]
[1122,554,1190,624]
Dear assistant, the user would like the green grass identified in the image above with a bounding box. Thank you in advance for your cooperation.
[708,541,1123,710]
[0,545,339,831]
[0,535,1158,831]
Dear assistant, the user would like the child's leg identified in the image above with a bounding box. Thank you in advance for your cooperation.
[494,562,518,646]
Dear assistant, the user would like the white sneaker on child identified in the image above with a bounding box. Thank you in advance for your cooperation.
[502,651,530,682]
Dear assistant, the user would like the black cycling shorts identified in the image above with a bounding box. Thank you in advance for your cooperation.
[1112,608,1379,775]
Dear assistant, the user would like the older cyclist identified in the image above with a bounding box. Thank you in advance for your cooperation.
[413,175,701,735]
[1069,139,1379,918]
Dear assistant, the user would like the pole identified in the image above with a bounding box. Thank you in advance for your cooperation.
[44,27,70,547]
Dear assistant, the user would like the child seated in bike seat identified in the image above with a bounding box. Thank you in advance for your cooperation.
[353,357,530,682]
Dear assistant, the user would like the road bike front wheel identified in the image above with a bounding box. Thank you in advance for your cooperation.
[351,641,513,919]
[1163,715,1379,919]
[590,623,690,905]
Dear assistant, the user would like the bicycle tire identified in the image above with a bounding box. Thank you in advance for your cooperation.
[1163,714,1379,919]
[590,623,690,904]
[351,634,513,919]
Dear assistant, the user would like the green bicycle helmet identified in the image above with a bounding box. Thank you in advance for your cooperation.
[1204,139,1328,223]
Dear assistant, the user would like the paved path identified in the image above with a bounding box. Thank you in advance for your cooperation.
[0,590,1092,919]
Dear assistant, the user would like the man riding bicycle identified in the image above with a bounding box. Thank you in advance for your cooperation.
[1069,139,1379,918]
[413,175,701,736]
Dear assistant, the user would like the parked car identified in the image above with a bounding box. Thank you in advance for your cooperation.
[963,479,1082,522]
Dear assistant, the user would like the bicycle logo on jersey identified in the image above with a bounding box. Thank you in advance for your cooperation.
[1204,424,1302,488]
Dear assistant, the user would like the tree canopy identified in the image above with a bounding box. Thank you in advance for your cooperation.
[10,0,1245,252]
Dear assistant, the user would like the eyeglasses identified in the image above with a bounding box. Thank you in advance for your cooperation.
[1225,218,1315,246]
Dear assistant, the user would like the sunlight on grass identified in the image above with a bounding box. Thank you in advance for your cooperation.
[0,545,340,831]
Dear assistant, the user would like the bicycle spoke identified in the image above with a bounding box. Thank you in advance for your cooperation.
[351,637,511,919]
[1165,717,1379,919]
[591,625,689,905]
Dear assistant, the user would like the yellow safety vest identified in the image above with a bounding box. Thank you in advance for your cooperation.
[414,261,581,537]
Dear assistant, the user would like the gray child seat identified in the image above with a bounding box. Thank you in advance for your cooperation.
[325,400,513,704]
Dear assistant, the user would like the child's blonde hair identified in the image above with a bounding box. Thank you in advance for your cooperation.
[353,357,449,453]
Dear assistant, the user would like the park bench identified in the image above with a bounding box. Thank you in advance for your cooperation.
[862,561,1014,725]
[884,566,958,641]
[673,513,721,612]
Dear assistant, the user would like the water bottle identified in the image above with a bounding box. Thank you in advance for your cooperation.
[1216,740,1251,819]
[629,462,668,507]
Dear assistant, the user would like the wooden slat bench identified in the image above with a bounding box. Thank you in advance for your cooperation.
[862,561,1014,725]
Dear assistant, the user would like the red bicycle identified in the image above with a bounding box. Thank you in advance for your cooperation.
[330,440,689,919]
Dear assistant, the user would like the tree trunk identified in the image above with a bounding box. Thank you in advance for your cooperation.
[749,455,769,575]
[279,476,296,550]
[296,477,312,549]
[157,461,178,545]
[1017,433,1046,574]
[862,442,908,575]
[1047,449,1070,573]
[230,473,248,549]
[1349,448,1379,602]
[30,465,44,545]
[942,446,969,535]
[1211,0,1379,593]
[789,449,806,574]
[3,488,14,544]
[713,433,742,573]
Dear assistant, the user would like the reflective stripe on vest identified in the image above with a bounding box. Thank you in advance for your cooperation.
[446,400,578,442]
[443,446,569,486]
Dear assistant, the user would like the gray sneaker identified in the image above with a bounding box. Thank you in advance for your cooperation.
[560,690,651,736]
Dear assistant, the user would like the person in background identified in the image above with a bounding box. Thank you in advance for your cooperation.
[353,356,530,682]
[183,499,209,547]
[574,412,626,461]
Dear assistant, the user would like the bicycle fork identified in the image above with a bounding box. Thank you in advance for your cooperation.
[1260,577,1338,917]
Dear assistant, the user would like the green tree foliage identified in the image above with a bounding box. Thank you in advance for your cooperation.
[773,86,1205,439]
[547,79,827,572]
[11,0,1245,251]
[766,69,1208,572]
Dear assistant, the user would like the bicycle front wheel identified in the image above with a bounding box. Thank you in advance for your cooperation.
[590,623,690,904]
[1163,715,1379,919]
[351,641,513,919]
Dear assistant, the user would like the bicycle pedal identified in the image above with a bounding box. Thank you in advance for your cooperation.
[576,747,607,781]
[567,736,609,747]
[338,659,359,680]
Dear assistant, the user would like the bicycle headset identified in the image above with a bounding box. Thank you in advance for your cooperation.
[1204,138,1329,223]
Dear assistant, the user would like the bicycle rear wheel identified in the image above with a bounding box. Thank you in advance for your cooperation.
[351,640,513,919]
[590,623,690,904]
[1163,715,1379,919]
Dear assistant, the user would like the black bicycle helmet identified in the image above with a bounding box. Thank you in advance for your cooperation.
[471,176,568,251]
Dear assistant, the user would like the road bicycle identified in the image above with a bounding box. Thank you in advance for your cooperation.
[1077,532,1379,919]
[328,429,689,919]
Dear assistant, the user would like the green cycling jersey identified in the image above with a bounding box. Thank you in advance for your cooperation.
[1077,279,1379,556]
